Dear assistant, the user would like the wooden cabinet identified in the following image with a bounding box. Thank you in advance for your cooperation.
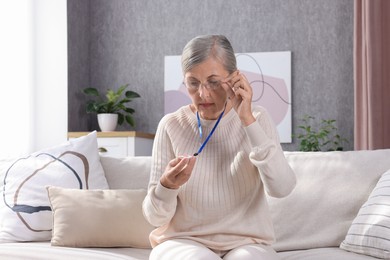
[68,131,154,158]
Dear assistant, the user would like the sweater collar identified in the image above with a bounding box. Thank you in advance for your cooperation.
[184,104,236,128]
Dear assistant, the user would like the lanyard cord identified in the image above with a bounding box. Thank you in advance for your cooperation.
[194,103,227,156]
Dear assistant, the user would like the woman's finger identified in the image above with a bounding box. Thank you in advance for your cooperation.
[221,70,239,83]
[221,81,235,100]
[168,157,181,167]
[167,157,188,176]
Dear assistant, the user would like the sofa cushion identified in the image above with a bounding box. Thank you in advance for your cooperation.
[100,156,151,190]
[47,186,154,248]
[278,247,378,260]
[0,241,152,259]
[0,131,109,242]
[269,149,390,252]
[340,168,390,258]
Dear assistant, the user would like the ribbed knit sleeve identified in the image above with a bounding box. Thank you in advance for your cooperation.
[245,107,296,198]
[142,114,180,227]
[143,107,199,227]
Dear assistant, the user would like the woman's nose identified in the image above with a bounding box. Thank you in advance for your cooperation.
[198,84,210,99]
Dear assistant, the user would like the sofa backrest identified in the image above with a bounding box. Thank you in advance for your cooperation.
[100,156,151,190]
[99,149,390,252]
[269,149,390,252]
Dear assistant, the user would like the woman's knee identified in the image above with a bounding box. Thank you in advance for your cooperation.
[223,244,279,260]
[150,239,222,260]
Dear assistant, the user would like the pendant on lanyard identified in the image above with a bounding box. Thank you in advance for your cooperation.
[193,103,227,156]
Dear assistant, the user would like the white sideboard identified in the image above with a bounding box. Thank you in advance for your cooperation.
[68,131,155,157]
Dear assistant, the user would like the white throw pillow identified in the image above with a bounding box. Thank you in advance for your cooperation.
[0,131,109,242]
[340,169,390,258]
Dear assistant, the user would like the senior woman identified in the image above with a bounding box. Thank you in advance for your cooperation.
[143,35,296,260]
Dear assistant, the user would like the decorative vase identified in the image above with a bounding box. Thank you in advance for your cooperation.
[97,113,118,132]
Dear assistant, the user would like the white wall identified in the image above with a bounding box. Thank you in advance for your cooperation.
[0,0,67,157]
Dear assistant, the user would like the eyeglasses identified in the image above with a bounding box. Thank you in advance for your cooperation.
[184,78,222,91]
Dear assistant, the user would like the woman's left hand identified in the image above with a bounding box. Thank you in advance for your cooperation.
[221,71,256,126]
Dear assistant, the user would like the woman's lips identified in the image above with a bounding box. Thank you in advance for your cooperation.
[199,103,214,108]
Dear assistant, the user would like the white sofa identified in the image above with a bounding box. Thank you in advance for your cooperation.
[1,149,390,259]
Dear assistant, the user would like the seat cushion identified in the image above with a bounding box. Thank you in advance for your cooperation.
[278,247,378,260]
[0,242,151,259]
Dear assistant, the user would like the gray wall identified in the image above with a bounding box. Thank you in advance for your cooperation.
[68,0,354,151]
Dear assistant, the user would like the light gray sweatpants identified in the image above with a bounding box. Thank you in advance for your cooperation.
[149,239,280,260]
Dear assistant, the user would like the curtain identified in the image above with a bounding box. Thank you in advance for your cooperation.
[0,1,68,158]
[0,2,34,157]
[354,0,390,150]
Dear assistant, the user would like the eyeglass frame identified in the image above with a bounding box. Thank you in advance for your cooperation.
[183,73,233,91]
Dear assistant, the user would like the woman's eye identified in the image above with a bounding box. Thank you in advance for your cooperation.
[189,81,200,88]
[208,81,219,88]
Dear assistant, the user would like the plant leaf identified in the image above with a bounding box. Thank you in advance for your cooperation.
[86,102,97,113]
[126,91,141,99]
[117,113,124,125]
[125,115,135,127]
[83,88,99,96]
[124,107,135,114]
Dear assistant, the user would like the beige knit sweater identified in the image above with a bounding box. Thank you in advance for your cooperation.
[142,105,296,250]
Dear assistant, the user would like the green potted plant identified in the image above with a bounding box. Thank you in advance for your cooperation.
[294,115,348,151]
[82,84,140,132]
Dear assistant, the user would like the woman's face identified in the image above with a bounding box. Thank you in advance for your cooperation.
[184,57,230,120]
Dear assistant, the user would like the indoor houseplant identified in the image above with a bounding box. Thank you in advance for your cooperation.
[294,115,348,151]
[82,84,140,131]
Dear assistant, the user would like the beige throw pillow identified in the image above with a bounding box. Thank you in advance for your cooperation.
[46,186,154,248]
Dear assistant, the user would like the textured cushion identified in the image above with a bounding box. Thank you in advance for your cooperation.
[0,131,109,242]
[269,149,390,252]
[100,156,151,190]
[340,169,390,258]
[47,186,154,248]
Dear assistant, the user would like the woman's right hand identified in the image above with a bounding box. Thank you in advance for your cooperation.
[160,156,196,189]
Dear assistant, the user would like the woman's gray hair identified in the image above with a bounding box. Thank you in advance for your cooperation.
[181,35,237,75]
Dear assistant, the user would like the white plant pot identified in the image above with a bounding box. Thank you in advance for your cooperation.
[97,113,118,132]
